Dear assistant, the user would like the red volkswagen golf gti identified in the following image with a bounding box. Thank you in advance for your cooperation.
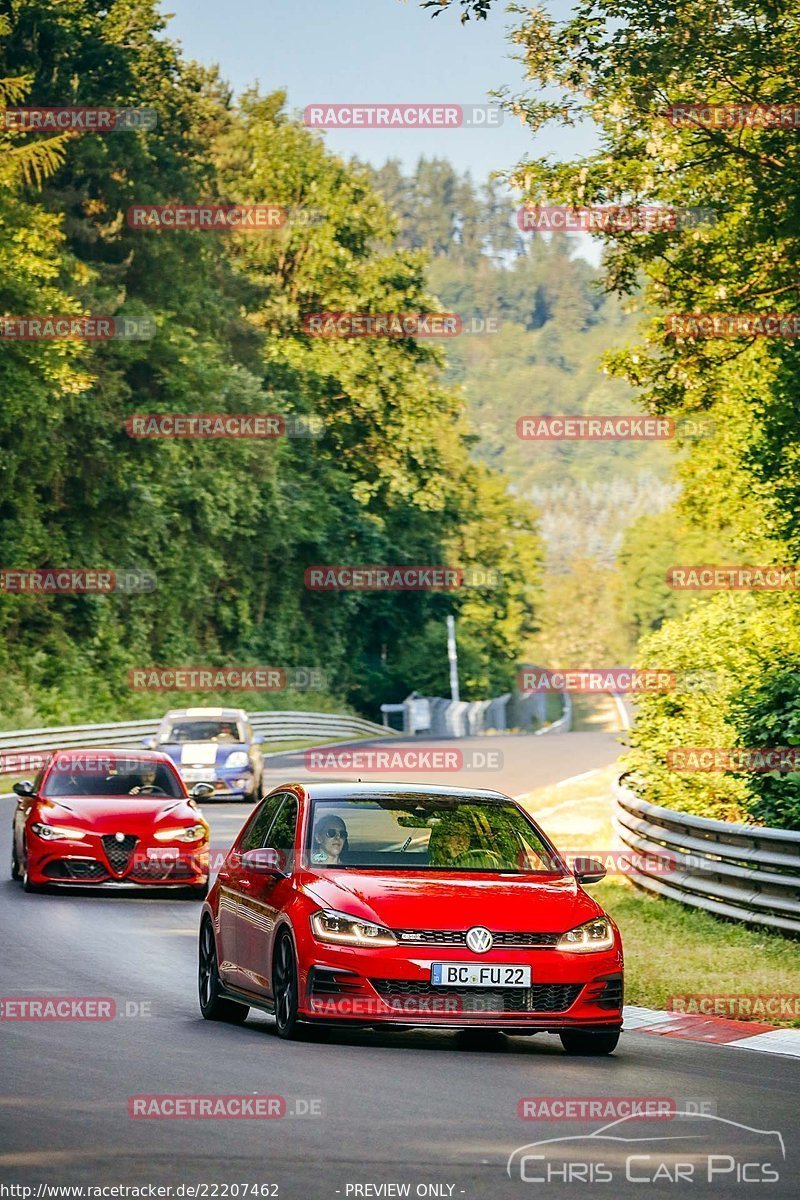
[199,782,624,1054]
[11,748,211,896]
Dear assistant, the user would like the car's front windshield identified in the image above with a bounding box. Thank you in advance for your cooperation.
[158,720,243,744]
[306,794,565,873]
[42,760,184,798]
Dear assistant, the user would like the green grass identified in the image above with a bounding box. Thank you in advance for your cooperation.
[521,765,800,1027]
[596,878,800,1026]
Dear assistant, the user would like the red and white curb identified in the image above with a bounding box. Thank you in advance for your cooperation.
[624,1005,800,1058]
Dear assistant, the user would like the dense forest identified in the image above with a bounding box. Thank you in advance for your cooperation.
[369,159,690,664]
[4,0,800,831]
[435,0,800,828]
[0,0,544,726]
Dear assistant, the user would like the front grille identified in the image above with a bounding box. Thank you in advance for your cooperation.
[371,979,581,1014]
[43,859,107,881]
[394,928,559,947]
[101,834,138,875]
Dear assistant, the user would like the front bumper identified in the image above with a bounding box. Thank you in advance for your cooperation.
[296,937,623,1030]
[179,770,258,801]
[28,836,209,887]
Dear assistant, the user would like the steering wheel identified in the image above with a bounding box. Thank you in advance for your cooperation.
[132,785,167,795]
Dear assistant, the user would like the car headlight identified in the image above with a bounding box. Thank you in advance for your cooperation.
[153,824,207,843]
[310,909,397,947]
[31,823,86,841]
[557,917,614,953]
[225,751,249,770]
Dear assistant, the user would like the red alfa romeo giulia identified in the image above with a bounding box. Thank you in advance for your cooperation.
[199,782,624,1054]
[11,748,211,896]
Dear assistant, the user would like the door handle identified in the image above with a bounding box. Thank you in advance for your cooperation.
[239,878,252,890]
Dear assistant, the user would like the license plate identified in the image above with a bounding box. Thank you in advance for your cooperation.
[431,963,531,988]
[181,768,211,782]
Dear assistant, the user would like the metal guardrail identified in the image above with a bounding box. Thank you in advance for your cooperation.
[0,710,395,774]
[381,683,571,737]
[613,775,800,936]
[535,691,573,736]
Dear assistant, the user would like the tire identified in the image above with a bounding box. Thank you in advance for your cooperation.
[272,931,301,1039]
[560,1029,620,1056]
[198,919,249,1024]
[11,834,21,881]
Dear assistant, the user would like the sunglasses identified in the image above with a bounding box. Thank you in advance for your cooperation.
[321,827,345,839]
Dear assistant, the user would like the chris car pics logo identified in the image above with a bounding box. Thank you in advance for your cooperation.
[507,1113,785,1185]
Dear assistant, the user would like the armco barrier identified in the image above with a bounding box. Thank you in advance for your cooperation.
[613,775,800,935]
[0,710,395,774]
[534,691,573,736]
[381,686,570,736]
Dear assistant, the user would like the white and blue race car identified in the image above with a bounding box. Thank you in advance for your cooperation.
[144,707,264,801]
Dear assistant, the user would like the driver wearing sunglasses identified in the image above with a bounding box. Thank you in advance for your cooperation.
[311,817,348,865]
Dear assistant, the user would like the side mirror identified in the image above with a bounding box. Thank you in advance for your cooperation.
[13,780,35,797]
[141,736,157,749]
[573,857,607,886]
[239,847,286,876]
[190,782,215,800]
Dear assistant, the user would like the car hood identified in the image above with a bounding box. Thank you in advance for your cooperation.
[159,742,246,768]
[300,869,601,934]
[36,796,199,831]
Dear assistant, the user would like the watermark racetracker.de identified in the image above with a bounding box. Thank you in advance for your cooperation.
[0,315,155,340]
[0,996,155,1020]
[2,106,157,131]
[127,667,328,691]
[517,205,716,232]
[667,747,800,772]
[303,746,504,773]
[517,668,717,694]
[304,565,501,590]
[127,205,286,231]
[128,1095,324,1119]
[0,569,156,594]
[303,103,502,129]
[302,312,500,337]
[662,103,800,128]
[668,994,800,1021]
[518,1097,717,1120]
[125,413,324,438]
[516,415,715,441]
[667,564,800,590]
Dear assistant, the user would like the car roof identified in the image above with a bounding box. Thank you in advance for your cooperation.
[160,707,247,720]
[279,781,512,802]
[44,747,177,766]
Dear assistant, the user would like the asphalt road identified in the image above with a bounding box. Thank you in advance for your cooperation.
[1,732,797,1199]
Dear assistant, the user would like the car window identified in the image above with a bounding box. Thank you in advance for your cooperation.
[159,719,244,744]
[267,795,298,854]
[306,795,563,872]
[41,760,183,799]
[239,792,287,852]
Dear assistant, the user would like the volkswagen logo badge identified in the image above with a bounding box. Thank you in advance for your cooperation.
[465,926,493,953]
[114,832,125,843]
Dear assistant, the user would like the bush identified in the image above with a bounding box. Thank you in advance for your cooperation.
[625,592,800,829]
